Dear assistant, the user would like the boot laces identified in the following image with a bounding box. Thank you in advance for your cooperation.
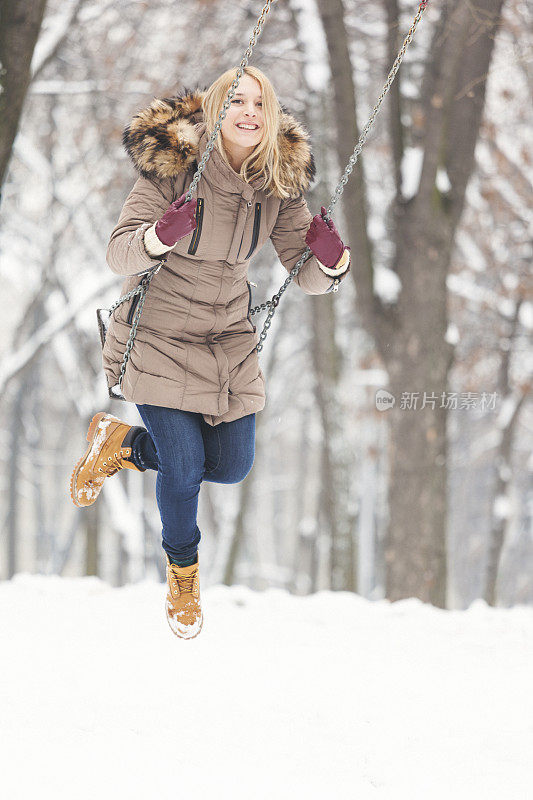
[169,564,196,595]
[98,450,127,477]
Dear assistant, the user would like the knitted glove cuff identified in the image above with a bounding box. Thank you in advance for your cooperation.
[317,247,350,276]
[144,223,173,257]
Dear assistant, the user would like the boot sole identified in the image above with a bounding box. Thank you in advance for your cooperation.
[69,411,109,508]
[165,603,204,640]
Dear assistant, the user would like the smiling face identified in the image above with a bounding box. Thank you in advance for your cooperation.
[220,74,264,168]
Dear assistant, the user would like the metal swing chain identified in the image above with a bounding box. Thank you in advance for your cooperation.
[109,271,157,392]
[250,0,430,353]
[111,0,274,392]
[184,1,274,202]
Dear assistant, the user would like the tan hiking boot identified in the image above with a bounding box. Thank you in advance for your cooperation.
[165,555,203,640]
[70,412,145,508]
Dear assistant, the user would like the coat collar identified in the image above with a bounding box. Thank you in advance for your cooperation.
[193,123,265,198]
[122,88,316,199]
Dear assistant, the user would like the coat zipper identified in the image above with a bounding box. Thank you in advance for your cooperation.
[126,285,142,324]
[246,280,257,333]
[246,280,253,320]
[188,197,204,255]
[244,203,261,260]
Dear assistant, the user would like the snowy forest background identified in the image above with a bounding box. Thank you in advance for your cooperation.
[0,0,531,608]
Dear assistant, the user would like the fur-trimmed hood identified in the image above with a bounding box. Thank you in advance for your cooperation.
[122,88,316,198]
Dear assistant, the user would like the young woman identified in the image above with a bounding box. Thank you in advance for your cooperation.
[70,67,350,639]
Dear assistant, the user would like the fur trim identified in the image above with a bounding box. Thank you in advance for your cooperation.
[122,88,316,198]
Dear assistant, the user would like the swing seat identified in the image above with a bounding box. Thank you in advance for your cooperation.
[96,307,111,348]
[96,308,126,401]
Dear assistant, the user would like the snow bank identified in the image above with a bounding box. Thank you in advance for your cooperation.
[1,575,531,799]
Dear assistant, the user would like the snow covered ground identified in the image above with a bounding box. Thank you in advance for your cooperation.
[1,575,532,800]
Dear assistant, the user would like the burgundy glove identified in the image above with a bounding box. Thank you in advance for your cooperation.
[154,193,198,246]
[305,206,346,268]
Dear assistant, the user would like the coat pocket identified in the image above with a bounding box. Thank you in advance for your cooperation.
[244,202,261,260]
[187,197,204,255]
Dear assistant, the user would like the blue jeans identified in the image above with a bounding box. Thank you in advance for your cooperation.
[130,404,256,564]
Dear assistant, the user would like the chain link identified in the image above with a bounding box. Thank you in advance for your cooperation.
[113,257,167,392]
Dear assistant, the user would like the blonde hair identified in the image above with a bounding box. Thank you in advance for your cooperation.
[202,66,291,199]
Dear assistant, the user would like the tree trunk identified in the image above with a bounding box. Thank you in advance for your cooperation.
[221,282,285,585]
[483,301,529,605]
[222,468,254,586]
[85,503,99,576]
[6,382,25,578]
[290,405,313,594]
[0,0,48,198]
[483,393,526,606]
[308,92,354,592]
[317,0,505,606]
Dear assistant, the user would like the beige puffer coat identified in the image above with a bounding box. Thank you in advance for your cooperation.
[102,89,350,426]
